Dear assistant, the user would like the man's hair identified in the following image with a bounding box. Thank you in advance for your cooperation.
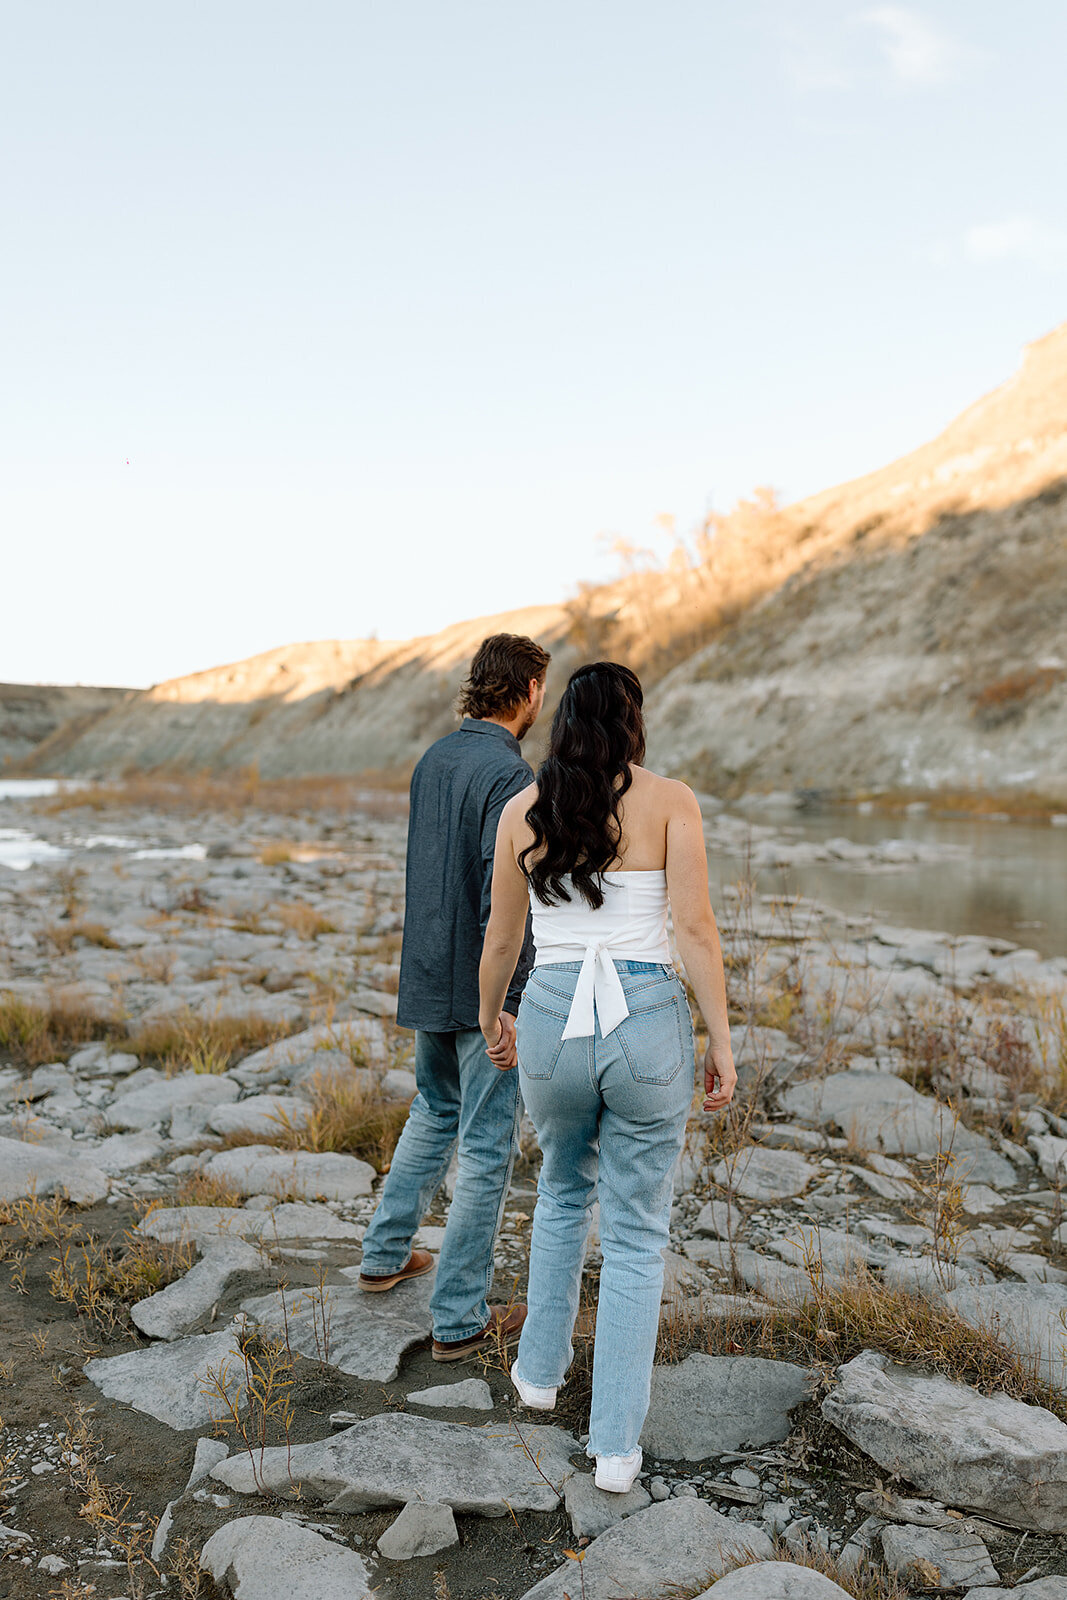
[456,633,551,721]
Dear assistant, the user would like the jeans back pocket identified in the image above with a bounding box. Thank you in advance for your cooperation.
[517,994,568,1081]
[618,986,692,1085]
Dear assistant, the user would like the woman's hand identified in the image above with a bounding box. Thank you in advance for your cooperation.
[703,1043,737,1112]
[481,1011,518,1071]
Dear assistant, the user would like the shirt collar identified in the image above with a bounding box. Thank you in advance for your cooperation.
[459,717,522,753]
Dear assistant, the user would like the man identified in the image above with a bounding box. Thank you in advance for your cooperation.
[358,631,551,1361]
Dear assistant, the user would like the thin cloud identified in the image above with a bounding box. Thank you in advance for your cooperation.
[964,217,1067,272]
[860,6,963,87]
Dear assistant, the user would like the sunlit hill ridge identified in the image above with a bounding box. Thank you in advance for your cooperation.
[16,324,1067,801]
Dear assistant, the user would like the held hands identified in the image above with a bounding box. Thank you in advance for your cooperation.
[482,1011,518,1071]
[703,1043,737,1113]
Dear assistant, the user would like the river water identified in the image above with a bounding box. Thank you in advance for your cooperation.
[710,804,1067,959]
[1,781,1065,959]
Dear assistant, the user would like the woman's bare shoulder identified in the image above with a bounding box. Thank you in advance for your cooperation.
[501,783,539,822]
[630,766,699,814]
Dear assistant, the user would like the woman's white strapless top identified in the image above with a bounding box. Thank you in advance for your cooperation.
[529,869,670,1041]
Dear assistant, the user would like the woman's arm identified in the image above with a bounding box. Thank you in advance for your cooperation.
[478,793,534,1068]
[664,783,737,1111]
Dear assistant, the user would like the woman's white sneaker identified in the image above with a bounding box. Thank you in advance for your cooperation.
[510,1363,557,1411]
[594,1447,642,1493]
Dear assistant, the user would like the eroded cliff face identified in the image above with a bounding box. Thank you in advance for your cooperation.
[0,683,130,772]
[17,324,1067,796]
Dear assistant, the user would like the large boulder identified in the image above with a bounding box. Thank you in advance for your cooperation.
[822,1350,1067,1532]
[200,1515,373,1599]
[641,1354,813,1458]
[139,1202,364,1247]
[212,1414,577,1515]
[517,1498,773,1599]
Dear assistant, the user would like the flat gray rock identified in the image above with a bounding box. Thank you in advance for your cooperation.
[777,1071,1015,1186]
[880,1521,999,1587]
[407,1377,493,1410]
[242,1273,434,1381]
[642,1353,813,1458]
[944,1281,1067,1394]
[231,1020,386,1086]
[712,1145,815,1201]
[693,1198,742,1238]
[106,1071,239,1133]
[563,1471,651,1539]
[139,1202,364,1247]
[131,1239,263,1340]
[88,1131,165,1175]
[212,1414,578,1514]
[85,1329,246,1430]
[377,1501,458,1560]
[822,1349,1067,1532]
[203,1145,375,1200]
[0,1134,108,1205]
[200,1514,373,1599]
[207,1094,311,1138]
[696,1563,854,1598]
[518,1498,773,1599]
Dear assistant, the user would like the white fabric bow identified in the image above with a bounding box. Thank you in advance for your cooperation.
[561,942,631,1040]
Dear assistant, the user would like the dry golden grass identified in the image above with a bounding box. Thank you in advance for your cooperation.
[161,1168,247,1209]
[50,1232,194,1326]
[658,1266,1067,1421]
[0,994,102,1067]
[851,786,1067,822]
[36,770,410,817]
[712,1540,911,1600]
[126,1010,292,1074]
[273,900,338,939]
[258,840,295,865]
[257,1065,411,1173]
[45,921,119,954]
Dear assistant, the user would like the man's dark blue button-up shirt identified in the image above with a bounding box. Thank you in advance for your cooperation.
[396,717,535,1033]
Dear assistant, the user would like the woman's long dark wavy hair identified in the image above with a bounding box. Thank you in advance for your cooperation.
[520,662,646,908]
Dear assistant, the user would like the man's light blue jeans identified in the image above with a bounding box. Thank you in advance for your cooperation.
[358,1027,522,1344]
[514,961,694,1457]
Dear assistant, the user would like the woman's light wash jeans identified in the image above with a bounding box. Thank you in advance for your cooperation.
[514,961,694,1457]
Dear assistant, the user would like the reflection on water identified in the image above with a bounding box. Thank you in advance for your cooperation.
[0,779,76,800]
[0,829,69,871]
[711,806,1067,959]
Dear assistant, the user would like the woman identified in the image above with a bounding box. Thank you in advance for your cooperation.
[479,661,736,1493]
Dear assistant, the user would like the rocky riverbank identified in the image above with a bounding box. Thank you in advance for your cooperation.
[2,783,1067,1599]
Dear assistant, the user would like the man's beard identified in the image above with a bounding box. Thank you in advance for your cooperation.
[514,704,538,740]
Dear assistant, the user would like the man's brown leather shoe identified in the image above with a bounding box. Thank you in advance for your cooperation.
[431,1303,528,1362]
[357,1250,435,1293]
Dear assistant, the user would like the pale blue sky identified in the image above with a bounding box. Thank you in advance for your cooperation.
[2,1,1065,687]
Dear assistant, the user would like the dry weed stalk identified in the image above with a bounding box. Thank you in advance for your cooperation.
[201,1330,296,1493]
[263,1064,409,1171]
[61,1406,160,1600]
